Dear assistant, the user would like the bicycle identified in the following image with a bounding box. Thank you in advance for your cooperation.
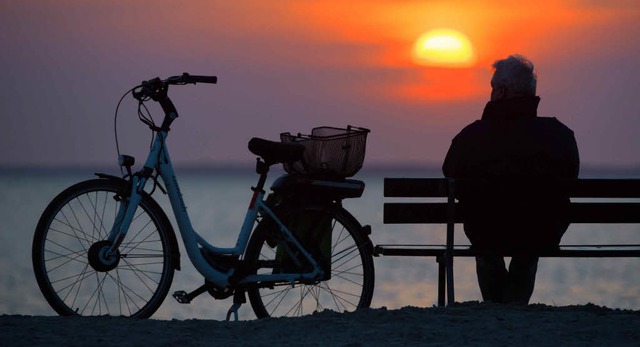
[32,73,375,320]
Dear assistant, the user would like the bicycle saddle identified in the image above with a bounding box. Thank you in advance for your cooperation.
[248,137,304,164]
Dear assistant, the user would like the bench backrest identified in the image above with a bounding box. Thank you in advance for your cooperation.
[384,178,640,224]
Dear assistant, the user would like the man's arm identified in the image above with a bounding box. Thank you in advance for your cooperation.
[442,137,462,178]
[567,134,580,178]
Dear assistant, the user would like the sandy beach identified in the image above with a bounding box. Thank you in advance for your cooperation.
[2,302,639,346]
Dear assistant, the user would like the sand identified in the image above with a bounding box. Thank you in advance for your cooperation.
[2,302,639,346]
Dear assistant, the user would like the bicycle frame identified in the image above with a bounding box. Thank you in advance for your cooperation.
[106,129,323,289]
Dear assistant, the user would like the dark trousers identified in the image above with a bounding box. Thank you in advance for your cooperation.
[461,198,570,304]
[475,255,539,304]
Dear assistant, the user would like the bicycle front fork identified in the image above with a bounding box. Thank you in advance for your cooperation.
[106,174,146,256]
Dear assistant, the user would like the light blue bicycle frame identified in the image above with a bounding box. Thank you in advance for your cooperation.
[106,124,322,289]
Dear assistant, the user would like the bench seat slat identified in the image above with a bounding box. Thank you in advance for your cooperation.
[374,244,640,257]
[384,203,451,223]
[384,178,640,198]
[572,179,640,198]
[384,202,640,224]
[384,178,449,197]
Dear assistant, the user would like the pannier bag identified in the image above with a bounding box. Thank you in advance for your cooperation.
[280,125,370,178]
[275,208,333,280]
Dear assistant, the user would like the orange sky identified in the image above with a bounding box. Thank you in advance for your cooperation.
[70,0,634,102]
[1,1,639,167]
[284,0,636,102]
[31,0,633,104]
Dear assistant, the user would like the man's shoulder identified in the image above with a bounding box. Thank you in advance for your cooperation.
[534,116,575,135]
[456,117,574,135]
[454,120,484,137]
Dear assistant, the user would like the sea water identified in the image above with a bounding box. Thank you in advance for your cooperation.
[1,166,638,320]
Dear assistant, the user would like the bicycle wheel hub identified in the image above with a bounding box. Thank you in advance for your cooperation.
[88,240,121,272]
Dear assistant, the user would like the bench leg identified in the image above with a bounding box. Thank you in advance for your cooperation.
[437,255,445,306]
[445,178,456,305]
[446,253,455,305]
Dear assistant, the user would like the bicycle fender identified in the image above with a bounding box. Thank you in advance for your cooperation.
[95,173,182,270]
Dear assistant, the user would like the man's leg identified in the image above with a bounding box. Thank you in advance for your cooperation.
[504,255,539,304]
[475,255,508,303]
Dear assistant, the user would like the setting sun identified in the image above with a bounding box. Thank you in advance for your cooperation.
[413,28,476,68]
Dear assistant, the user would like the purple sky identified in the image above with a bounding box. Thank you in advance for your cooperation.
[1,1,639,169]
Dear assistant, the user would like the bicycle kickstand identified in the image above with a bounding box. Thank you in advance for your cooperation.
[226,290,246,321]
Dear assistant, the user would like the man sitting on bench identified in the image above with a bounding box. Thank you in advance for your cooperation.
[442,54,580,304]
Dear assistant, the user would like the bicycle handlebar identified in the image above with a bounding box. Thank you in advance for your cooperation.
[132,73,217,100]
[129,73,218,132]
[165,73,218,85]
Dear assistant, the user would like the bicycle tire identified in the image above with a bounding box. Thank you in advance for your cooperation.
[245,207,374,318]
[32,178,176,318]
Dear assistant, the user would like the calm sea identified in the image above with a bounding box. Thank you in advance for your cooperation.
[1,165,639,320]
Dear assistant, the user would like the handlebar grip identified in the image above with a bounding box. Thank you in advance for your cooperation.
[189,75,217,84]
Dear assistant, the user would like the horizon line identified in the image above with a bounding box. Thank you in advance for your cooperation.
[2,162,640,177]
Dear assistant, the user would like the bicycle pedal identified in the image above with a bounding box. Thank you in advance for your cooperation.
[172,290,191,304]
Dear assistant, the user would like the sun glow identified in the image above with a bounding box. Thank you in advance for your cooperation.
[413,28,476,67]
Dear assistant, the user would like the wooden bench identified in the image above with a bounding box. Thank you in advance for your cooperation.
[374,178,640,306]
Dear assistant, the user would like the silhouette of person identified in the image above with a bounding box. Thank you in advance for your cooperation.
[442,54,579,304]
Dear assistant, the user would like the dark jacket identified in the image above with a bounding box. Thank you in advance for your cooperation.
[442,96,580,250]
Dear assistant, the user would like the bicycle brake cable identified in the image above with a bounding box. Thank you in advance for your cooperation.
[114,81,170,181]
[114,86,138,177]
[137,100,157,148]
[114,84,163,177]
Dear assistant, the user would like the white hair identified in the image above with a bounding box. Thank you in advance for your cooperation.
[491,54,537,97]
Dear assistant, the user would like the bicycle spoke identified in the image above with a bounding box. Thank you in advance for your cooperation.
[77,193,108,242]
[117,266,164,275]
[48,224,92,246]
[44,239,86,261]
[331,265,364,286]
[115,269,132,316]
[310,286,324,312]
[58,209,92,250]
[298,285,322,315]
[62,264,92,308]
[80,272,107,315]
[319,282,356,312]
[332,250,362,273]
[332,244,359,266]
[92,273,109,316]
[106,270,144,315]
[282,287,306,317]
[105,270,147,307]
[44,248,87,272]
[84,191,113,240]
[247,209,373,319]
[266,287,293,316]
[34,180,174,318]
[120,215,152,245]
[120,258,161,293]
[324,282,345,312]
[51,267,91,289]
[120,224,159,255]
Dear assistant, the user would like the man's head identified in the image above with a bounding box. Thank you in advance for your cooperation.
[490,54,537,101]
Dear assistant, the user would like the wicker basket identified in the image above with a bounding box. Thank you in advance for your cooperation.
[280,126,370,178]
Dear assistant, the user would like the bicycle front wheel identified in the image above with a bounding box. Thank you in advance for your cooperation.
[245,208,374,318]
[32,178,176,318]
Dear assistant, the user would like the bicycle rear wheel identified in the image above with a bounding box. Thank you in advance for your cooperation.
[245,208,374,318]
[32,178,176,318]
